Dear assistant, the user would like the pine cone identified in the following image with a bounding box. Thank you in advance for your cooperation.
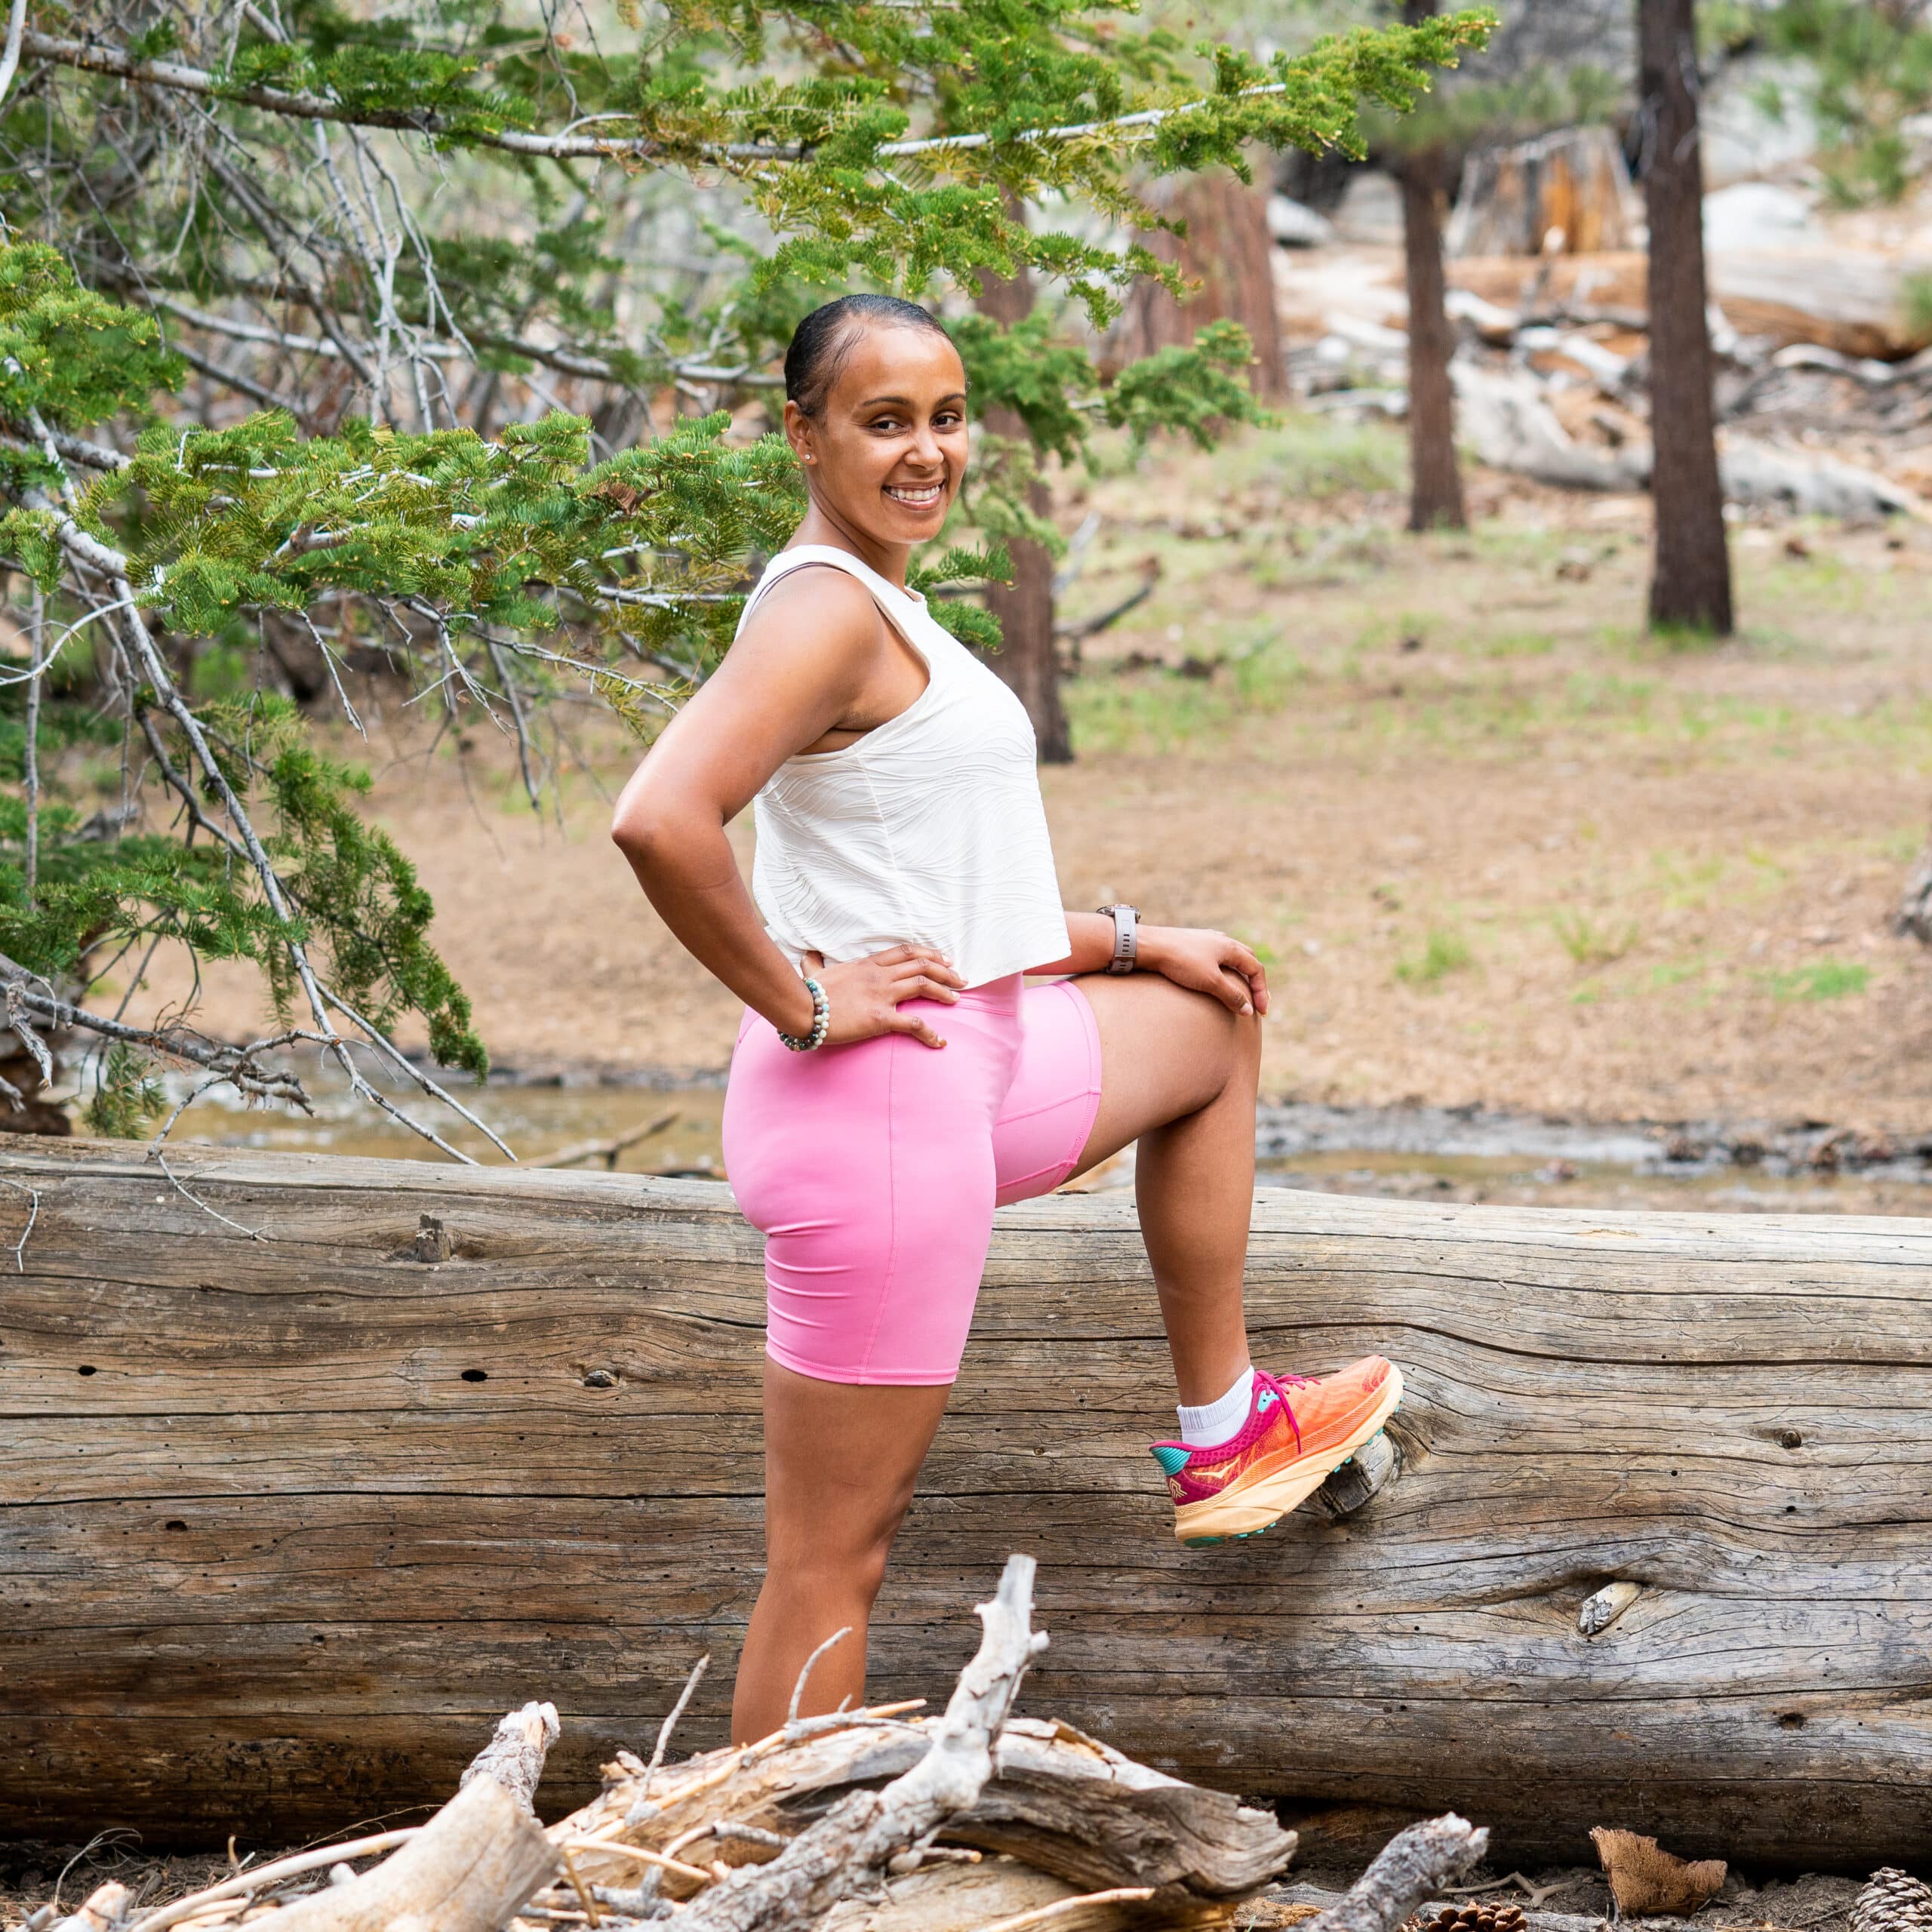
[1405,1904,1527,1932]
[1853,1869,1932,1932]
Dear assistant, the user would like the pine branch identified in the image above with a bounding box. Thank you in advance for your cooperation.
[22,20,1487,169]
[17,441,506,1162]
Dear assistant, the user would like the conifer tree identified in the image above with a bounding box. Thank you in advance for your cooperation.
[0,0,1485,1149]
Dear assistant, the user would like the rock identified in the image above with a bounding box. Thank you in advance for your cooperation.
[1702,183,1815,254]
[1718,438,1924,521]
[1332,171,1404,247]
[1269,195,1334,249]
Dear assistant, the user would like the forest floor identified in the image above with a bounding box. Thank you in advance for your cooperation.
[0,1832,1871,1932]
[146,414,1932,1136]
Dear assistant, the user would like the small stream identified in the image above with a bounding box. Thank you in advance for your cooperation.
[168,1061,1932,1216]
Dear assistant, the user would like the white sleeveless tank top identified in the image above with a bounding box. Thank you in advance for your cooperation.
[744,545,1070,990]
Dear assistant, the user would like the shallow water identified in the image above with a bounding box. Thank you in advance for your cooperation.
[167,1063,1932,1217]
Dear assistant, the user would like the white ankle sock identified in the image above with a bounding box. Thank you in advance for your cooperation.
[1177,1367,1255,1447]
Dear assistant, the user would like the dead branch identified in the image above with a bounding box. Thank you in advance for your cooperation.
[47,1881,133,1932]
[460,1700,560,1812]
[667,1555,1047,1931]
[1305,1815,1491,1932]
[1054,565,1161,645]
[268,1777,558,1932]
[539,1111,681,1171]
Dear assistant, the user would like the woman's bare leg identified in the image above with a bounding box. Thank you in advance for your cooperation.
[731,1361,952,1744]
[1066,974,1262,1407]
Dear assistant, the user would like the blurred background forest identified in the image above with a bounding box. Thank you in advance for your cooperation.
[7,0,1932,1211]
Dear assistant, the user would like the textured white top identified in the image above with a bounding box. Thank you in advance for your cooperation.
[745,545,1071,990]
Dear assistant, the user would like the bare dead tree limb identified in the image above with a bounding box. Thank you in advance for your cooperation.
[674,1553,1048,1932]
[1306,1814,1492,1932]
[460,1700,561,1813]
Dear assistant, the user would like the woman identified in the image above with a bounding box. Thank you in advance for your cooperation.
[611,293,1401,1744]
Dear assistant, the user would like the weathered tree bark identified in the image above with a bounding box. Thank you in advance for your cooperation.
[1398,166,1466,531]
[1635,0,1734,633]
[458,1699,559,1809]
[976,247,1072,765]
[1110,172,1286,401]
[1398,2,1465,533]
[5,1139,1931,1866]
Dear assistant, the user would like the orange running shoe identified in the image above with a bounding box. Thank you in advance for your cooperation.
[1150,1358,1403,1546]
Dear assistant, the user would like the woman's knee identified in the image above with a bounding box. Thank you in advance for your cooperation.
[1186,986,1261,1089]
[1230,1001,1263,1078]
[766,1496,906,1602]
[768,1454,918,1565]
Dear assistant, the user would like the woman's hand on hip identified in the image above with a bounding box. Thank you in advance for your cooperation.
[1138,925,1269,1017]
[801,945,964,1049]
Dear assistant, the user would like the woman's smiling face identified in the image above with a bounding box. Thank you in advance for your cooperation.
[786,321,970,547]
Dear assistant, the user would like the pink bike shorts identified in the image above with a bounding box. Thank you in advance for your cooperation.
[721,974,1104,1385]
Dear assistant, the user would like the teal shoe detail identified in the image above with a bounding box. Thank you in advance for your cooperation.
[1257,1387,1278,1411]
[1151,1443,1192,1477]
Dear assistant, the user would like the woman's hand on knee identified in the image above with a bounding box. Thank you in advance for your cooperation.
[1139,926,1269,1017]
[804,945,964,1049]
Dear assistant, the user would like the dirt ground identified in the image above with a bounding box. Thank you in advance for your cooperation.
[146,418,1932,1134]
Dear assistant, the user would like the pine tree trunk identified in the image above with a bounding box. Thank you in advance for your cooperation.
[1636,0,1734,634]
[1399,146,1466,532]
[975,255,1072,764]
[1109,171,1287,400]
[1400,0,1464,534]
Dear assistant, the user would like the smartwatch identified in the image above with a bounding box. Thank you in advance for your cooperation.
[1097,903,1140,974]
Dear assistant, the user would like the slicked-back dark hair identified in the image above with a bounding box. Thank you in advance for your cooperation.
[784,294,954,419]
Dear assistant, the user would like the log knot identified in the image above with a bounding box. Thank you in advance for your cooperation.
[411,1214,454,1263]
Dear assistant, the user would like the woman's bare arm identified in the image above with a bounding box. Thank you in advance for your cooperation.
[611,568,962,1044]
[1029,913,1269,1016]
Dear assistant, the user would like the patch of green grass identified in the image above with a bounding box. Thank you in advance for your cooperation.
[1395,927,1473,986]
[1552,910,1640,967]
[1647,958,1706,990]
[1564,672,1658,722]
[1645,617,1735,653]
[1231,644,1308,710]
[1475,629,1557,660]
[1219,412,1407,501]
[1905,269,1932,346]
[1764,958,1871,1002]
[1650,850,1729,910]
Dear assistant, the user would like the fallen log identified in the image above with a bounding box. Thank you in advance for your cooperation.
[1706,248,1932,362]
[1447,361,1927,516]
[2,1137,1930,1866]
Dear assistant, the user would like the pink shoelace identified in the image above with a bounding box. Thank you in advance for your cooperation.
[1256,1368,1315,1453]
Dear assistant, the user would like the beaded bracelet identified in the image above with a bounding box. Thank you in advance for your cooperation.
[777,976,830,1052]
